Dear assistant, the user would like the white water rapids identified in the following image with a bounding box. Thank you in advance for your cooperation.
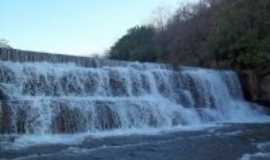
[0,60,269,147]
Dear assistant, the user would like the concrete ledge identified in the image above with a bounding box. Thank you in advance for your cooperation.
[0,48,171,70]
[0,48,127,68]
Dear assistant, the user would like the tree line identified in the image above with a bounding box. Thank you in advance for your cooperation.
[107,0,270,70]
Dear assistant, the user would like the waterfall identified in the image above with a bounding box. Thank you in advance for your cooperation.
[0,58,269,135]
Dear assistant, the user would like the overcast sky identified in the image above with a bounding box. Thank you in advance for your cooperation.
[1,0,198,56]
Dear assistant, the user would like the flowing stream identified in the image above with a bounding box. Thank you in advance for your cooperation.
[0,60,268,135]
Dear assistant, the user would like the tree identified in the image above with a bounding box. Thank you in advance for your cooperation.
[155,1,216,66]
[208,0,270,69]
[108,0,270,70]
[150,6,172,32]
[108,26,160,62]
[0,39,12,48]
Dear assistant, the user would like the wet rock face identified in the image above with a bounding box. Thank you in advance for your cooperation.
[0,101,34,134]
[109,71,129,96]
[60,73,82,95]
[240,71,270,107]
[0,85,9,100]
[179,74,215,108]
[261,75,270,106]
[0,64,15,83]
[95,101,121,130]
[0,102,2,132]
[83,72,99,95]
[0,102,14,134]
[53,103,87,133]
[240,71,258,101]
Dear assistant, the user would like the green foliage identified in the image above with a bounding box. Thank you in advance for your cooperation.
[108,26,161,62]
[208,0,270,69]
[0,39,12,48]
[108,0,270,70]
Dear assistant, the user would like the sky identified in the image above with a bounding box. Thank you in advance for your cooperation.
[1,0,197,56]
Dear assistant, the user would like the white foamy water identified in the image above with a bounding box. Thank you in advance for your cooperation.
[240,142,270,160]
[240,152,270,160]
[0,60,269,148]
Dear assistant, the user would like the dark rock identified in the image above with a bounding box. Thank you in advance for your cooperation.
[0,102,2,132]
[180,74,215,108]
[239,70,259,101]
[0,84,9,100]
[15,105,28,134]
[0,100,33,134]
[141,74,151,94]
[83,72,99,95]
[94,101,121,129]
[109,71,128,96]
[60,73,82,96]
[240,70,270,107]
[0,102,14,134]
[260,75,270,106]
[52,102,87,133]
[0,64,15,83]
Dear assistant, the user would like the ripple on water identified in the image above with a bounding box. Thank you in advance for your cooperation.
[240,142,270,160]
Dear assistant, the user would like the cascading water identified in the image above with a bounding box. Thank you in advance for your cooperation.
[0,59,269,136]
